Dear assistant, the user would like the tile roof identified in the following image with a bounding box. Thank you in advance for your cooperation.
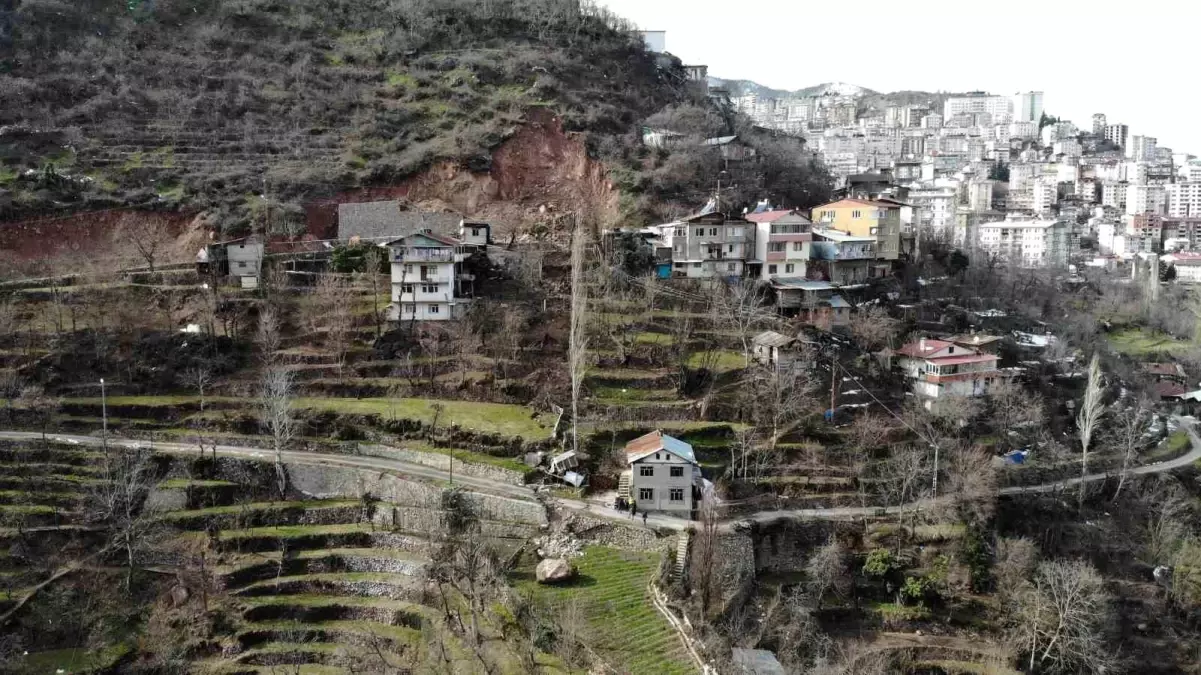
[771,279,837,291]
[624,431,697,464]
[745,209,812,224]
[896,339,954,358]
[1155,381,1188,399]
[816,198,901,210]
[338,201,464,242]
[753,330,796,348]
[927,354,998,366]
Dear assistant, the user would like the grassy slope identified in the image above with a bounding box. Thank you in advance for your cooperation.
[514,546,695,675]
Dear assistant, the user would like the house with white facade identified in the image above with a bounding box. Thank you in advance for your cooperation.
[619,431,703,518]
[977,217,1071,268]
[1162,252,1201,283]
[809,228,881,284]
[746,209,812,282]
[896,338,1000,402]
[385,230,473,321]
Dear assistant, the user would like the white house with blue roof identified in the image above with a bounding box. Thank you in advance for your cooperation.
[621,430,703,518]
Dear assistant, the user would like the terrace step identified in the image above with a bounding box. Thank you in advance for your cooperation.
[158,500,362,531]
[234,572,423,601]
[236,619,421,651]
[673,532,689,579]
[238,595,428,627]
[221,548,427,589]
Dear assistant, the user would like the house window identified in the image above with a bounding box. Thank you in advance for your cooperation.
[640,465,654,477]
[472,228,481,236]
[639,487,654,501]
[692,262,701,268]
[793,242,804,251]
[670,488,684,502]
[422,284,438,294]
[402,304,414,314]
[786,264,795,273]
[670,466,684,478]
[403,264,414,274]
[768,242,785,252]
[675,227,685,237]
[727,263,736,272]
[429,304,440,314]
[852,210,862,218]
[768,264,778,274]
[402,284,414,294]
[710,228,718,236]
[236,261,247,269]
[730,227,744,237]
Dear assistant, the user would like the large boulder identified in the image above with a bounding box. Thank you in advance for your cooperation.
[535,558,576,584]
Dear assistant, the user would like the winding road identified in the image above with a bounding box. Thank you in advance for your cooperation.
[3,419,1199,533]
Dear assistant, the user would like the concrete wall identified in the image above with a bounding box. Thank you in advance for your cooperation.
[360,444,527,486]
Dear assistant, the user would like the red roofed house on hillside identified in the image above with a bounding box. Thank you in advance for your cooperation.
[896,337,1000,402]
[747,209,813,283]
[1162,251,1201,283]
[617,431,703,519]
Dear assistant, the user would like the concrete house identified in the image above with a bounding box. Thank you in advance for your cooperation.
[896,338,1000,402]
[658,212,756,279]
[385,230,472,322]
[196,236,264,288]
[770,279,851,329]
[620,431,702,518]
[338,201,464,244]
[746,210,813,282]
[812,198,904,261]
[809,228,883,284]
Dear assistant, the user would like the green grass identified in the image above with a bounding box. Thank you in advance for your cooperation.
[1108,328,1191,356]
[238,593,419,609]
[68,395,547,439]
[160,500,358,520]
[17,643,130,674]
[219,523,373,540]
[685,350,746,373]
[395,441,530,474]
[514,546,695,675]
[591,387,679,403]
[871,602,931,622]
[241,618,420,643]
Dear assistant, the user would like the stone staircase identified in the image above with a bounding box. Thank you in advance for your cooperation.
[673,532,690,579]
[617,471,631,501]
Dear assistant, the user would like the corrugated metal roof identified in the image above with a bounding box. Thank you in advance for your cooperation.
[338,201,464,242]
[753,331,795,348]
[624,430,696,464]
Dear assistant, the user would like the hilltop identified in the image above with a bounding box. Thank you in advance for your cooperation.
[0,0,691,234]
[707,77,878,98]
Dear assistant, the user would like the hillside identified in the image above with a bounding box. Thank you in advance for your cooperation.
[707,77,878,99]
[0,0,690,234]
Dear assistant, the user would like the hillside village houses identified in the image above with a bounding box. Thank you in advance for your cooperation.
[619,431,704,518]
[896,337,1001,403]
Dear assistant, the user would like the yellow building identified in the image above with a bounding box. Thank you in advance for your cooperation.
[811,199,903,260]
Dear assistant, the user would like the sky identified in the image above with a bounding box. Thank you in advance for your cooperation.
[600,0,1201,155]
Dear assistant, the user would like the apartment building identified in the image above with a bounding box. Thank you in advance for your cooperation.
[746,209,812,282]
[386,230,473,321]
[809,228,883,283]
[660,212,755,279]
[811,199,904,260]
[1168,183,1201,218]
[977,217,1071,267]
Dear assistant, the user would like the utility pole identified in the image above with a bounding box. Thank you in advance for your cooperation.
[829,351,838,421]
[100,378,108,451]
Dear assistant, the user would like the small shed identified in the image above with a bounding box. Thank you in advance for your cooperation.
[752,330,798,369]
[549,451,579,474]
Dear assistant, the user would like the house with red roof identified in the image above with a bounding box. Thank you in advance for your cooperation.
[618,431,703,518]
[747,209,813,282]
[1161,251,1201,283]
[896,337,1000,401]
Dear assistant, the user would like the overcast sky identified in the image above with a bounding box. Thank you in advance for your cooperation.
[601,0,1200,155]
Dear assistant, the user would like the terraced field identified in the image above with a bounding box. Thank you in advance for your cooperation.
[514,546,698,675]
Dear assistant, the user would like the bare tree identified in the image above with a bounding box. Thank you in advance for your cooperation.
[748,358,819,468]
[987,378,1045,451]
[1076,355,1105,507]
[848,305,900,351]
[722,280,767,367]
[1009,559,1115,674]
[690,494,720,617]
[874,446,930,531]
[257,305,282,367]
[112,214,176,273]
[1106,398,1152,499]
[944,444,998,525]
[805,536,850,609]
[259,367,295,498]
[313,273,356,376]
[89,446,159,589]
[182,366,214,414]
[994,536,1038,599]
[567,215,589,455]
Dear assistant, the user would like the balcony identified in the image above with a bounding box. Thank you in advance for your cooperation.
[766,251,787,262]
[392,248,454,263]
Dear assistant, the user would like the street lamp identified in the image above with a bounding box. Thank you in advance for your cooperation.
[100,378,107,449]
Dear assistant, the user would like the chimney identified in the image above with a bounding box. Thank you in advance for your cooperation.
[919,338,927,351]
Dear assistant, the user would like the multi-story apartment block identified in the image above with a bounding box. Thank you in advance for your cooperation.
[1105,124,1130,149]
[660,212,755,279]
[1012,91,1045,123]
[1031,177,1058,215]
[812,199,904,261]
[1092,113,1107,135]
[1102,181,1128,210]
[1168,183,1201,218]
[967,180,995,212]
[945,94,1013,120]
[747,210,812,282]
[386,230,474,321]
[1162,218,1201,250]
[977,216,1070,267]
[1128,135,1157,161]
[1126,184,1167,216]
[909,184,958,235]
